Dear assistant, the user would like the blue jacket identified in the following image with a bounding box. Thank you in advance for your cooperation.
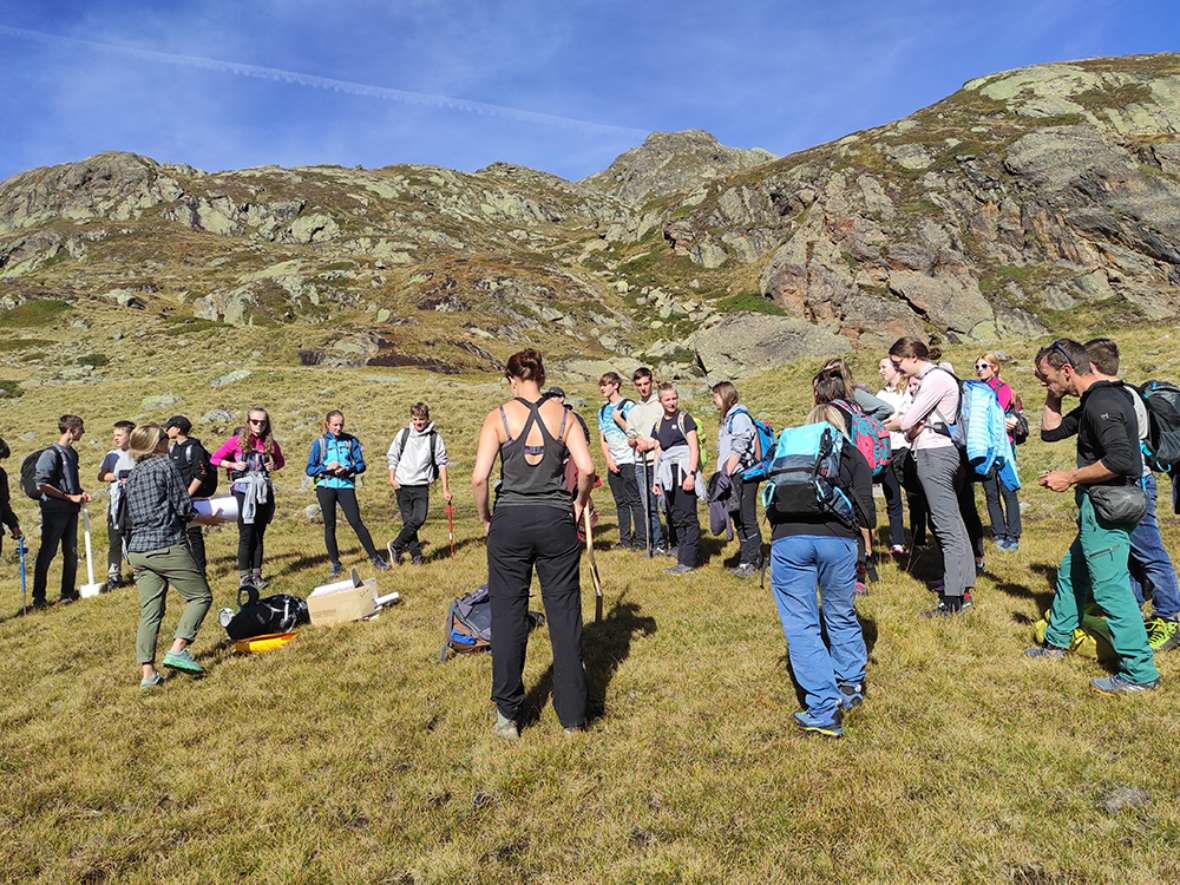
[306,433,367,489]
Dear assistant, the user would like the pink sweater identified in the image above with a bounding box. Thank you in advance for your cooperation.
[210,435,286,472]
[899,363,958,451]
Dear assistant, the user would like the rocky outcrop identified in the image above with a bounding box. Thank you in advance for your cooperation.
[691,313,848,379]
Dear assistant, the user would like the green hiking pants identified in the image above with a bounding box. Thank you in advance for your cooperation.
[129,543,213,665]
[1045,493,1159,685]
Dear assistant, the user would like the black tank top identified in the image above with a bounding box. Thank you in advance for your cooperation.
[495,397,570,510]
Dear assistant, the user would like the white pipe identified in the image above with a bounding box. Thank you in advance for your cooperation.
[81,505,96,586]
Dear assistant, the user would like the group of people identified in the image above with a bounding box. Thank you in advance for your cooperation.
[0,336,1176,735]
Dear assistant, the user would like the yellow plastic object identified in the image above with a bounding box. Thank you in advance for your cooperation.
[1032,613,1117,665]
[233,631,297,654]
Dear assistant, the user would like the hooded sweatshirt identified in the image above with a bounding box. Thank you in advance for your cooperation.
[386,422,448,486]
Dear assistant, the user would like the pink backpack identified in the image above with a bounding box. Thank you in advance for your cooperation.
[832,399,892,476]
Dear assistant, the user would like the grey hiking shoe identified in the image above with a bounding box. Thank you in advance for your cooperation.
[493,711,519,741]
[1091,674,1160,695]
[1024,644,1067,659]
[731,563,758,579]
[665,564,695,575]
[140,672,165,690]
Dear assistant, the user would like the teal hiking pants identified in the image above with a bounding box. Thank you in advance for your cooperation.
[1045,493,1158,685]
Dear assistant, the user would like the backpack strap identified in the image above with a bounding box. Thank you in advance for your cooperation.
[439,600,457,663]
[558,406,570,441]
[429,430,439,479]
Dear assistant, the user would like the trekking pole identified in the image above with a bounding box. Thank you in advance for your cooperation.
[445,503,456,559]
[583,504,603,622]
[17,536,27,615]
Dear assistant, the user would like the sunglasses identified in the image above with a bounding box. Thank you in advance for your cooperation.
[975,362,991,371]
[248,418,266,425]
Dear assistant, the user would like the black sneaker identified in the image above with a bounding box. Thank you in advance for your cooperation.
[31,598,48,610]
[328,561,343,579]
[921,595,965,618]
[370,555,391,572]
[388,542,404,565]
[1024,643,1067,659]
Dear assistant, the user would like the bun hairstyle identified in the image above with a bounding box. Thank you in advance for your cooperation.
[888,336,930,361]
[812,368,847,405]
[129,424,166,462]
[505,348,546,387]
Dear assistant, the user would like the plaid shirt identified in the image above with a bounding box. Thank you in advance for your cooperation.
[124,456,194,553]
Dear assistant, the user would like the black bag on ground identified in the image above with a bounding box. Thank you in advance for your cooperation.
[439,585,545,662]
[226,586,310,640]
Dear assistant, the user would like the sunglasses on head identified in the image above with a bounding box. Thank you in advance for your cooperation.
[1049,339,1079,371]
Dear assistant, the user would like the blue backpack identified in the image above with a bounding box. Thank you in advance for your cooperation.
[760,422,855,526]
[727,406,777,481]
[925,368,1007,476]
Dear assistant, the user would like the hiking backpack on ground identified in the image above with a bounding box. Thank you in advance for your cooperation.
[438,585,545,662]
[225,586,310,640]
[760,421,856,526]
[831,399,891,477]
[727,407,777,482]
[20,448,58,500]
[1137,380,1180,475]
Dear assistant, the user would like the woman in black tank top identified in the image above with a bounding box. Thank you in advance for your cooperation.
[472,349,597,739]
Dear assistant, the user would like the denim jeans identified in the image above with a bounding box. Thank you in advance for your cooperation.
[1128,473,1180,620]
[769,534,866,719]
[633,461,664,548]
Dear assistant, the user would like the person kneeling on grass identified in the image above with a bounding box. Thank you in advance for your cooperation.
[124,424,212,689]
[386,402,452,565]
[768,405,875,739]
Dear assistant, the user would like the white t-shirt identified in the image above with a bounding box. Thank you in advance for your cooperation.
[876,387,912,451]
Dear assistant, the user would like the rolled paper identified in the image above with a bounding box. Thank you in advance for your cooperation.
[374,591,401,607]
[192,496,240,526]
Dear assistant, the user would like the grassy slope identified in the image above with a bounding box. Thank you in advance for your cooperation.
[1,325,1179,882]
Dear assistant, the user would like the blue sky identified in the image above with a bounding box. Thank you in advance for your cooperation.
[0,0,1176,182]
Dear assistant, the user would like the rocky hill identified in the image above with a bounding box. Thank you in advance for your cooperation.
[1,53,1178,382]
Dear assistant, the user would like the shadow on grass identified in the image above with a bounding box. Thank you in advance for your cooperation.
[993,562,1057,611]
[520,594,657,729]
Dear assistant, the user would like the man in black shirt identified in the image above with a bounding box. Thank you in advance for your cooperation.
[33,414,92,606]
[165,415,213,576]
[1027,338,1159,693]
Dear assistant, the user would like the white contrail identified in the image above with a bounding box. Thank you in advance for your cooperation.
[0,23,647,137]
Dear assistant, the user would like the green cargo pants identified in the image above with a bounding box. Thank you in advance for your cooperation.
[128,543,213,665]
[1045,493,1159,685]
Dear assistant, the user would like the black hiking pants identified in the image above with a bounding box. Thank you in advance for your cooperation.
[186,524,207,577]
[233,490,275,578]
[317,485,379,563]
[983,472,1022,544]
[394,484,429,558]
[663,468,700,568]
[734,477,762,567]
[606,465,644,547]
[487,504,587,729]
[33,501,79,602]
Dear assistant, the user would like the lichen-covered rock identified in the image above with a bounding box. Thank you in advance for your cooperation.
[691,313,848,379]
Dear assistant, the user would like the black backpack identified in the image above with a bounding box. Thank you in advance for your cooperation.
[225,585,310,640]
[20,447,60,500]
[1138,380,1180,475]
[438,585,544,662]
[173,438,218,498]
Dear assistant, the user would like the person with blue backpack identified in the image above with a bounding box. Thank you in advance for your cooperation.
[306,410,390,578]
[597,372,644,551]
[763,403,875,738]
[885,337,976,617]
[711,381,770,578]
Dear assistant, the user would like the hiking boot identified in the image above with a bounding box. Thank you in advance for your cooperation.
[663,546,679,559]
[792,708,843,738]
[251,573,268,590]
[962,590,974,609]
[370,555,390,572]
[1091,673,1160,695]
[837,681,865,711]
[975,557,986,575]
[107,567,122,587]
[921,595,966,618]
[652,544,670,557]
[31,598,47,610]
[217,607,234,628]
[59,592,78,605]
[854,581,869,598]
[410,555,424,566]
[1024,643,1067,659]
[665,563,695,575]
[493,711,519,741]
[328,561,343,579]
[1146,616,1180,652]
[731,563,757,579]
[140,672,165,690]
[162,648,205,675]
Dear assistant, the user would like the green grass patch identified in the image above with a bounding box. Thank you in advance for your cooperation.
[0,298,70,327]
[162,314,220,334]
[0,338,52,352]
[0,379,22,398]
[715,292,785,316]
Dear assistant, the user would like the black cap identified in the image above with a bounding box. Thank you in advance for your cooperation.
[164,415,191,434]
[545,386,566,399]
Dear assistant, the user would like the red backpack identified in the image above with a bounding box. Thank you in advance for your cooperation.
[831,399,892,477]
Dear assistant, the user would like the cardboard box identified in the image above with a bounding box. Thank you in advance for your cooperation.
[307,577,379,626]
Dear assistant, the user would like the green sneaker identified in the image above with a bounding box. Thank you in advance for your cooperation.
[1146,617,1180,652]
[162,648,205,675]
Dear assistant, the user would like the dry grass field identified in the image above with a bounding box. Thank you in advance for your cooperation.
[1,324,1179,881]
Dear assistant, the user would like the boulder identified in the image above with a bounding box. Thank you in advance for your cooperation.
[690,313,848,378]
[209,369,253,388]
[142,393,181,411]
